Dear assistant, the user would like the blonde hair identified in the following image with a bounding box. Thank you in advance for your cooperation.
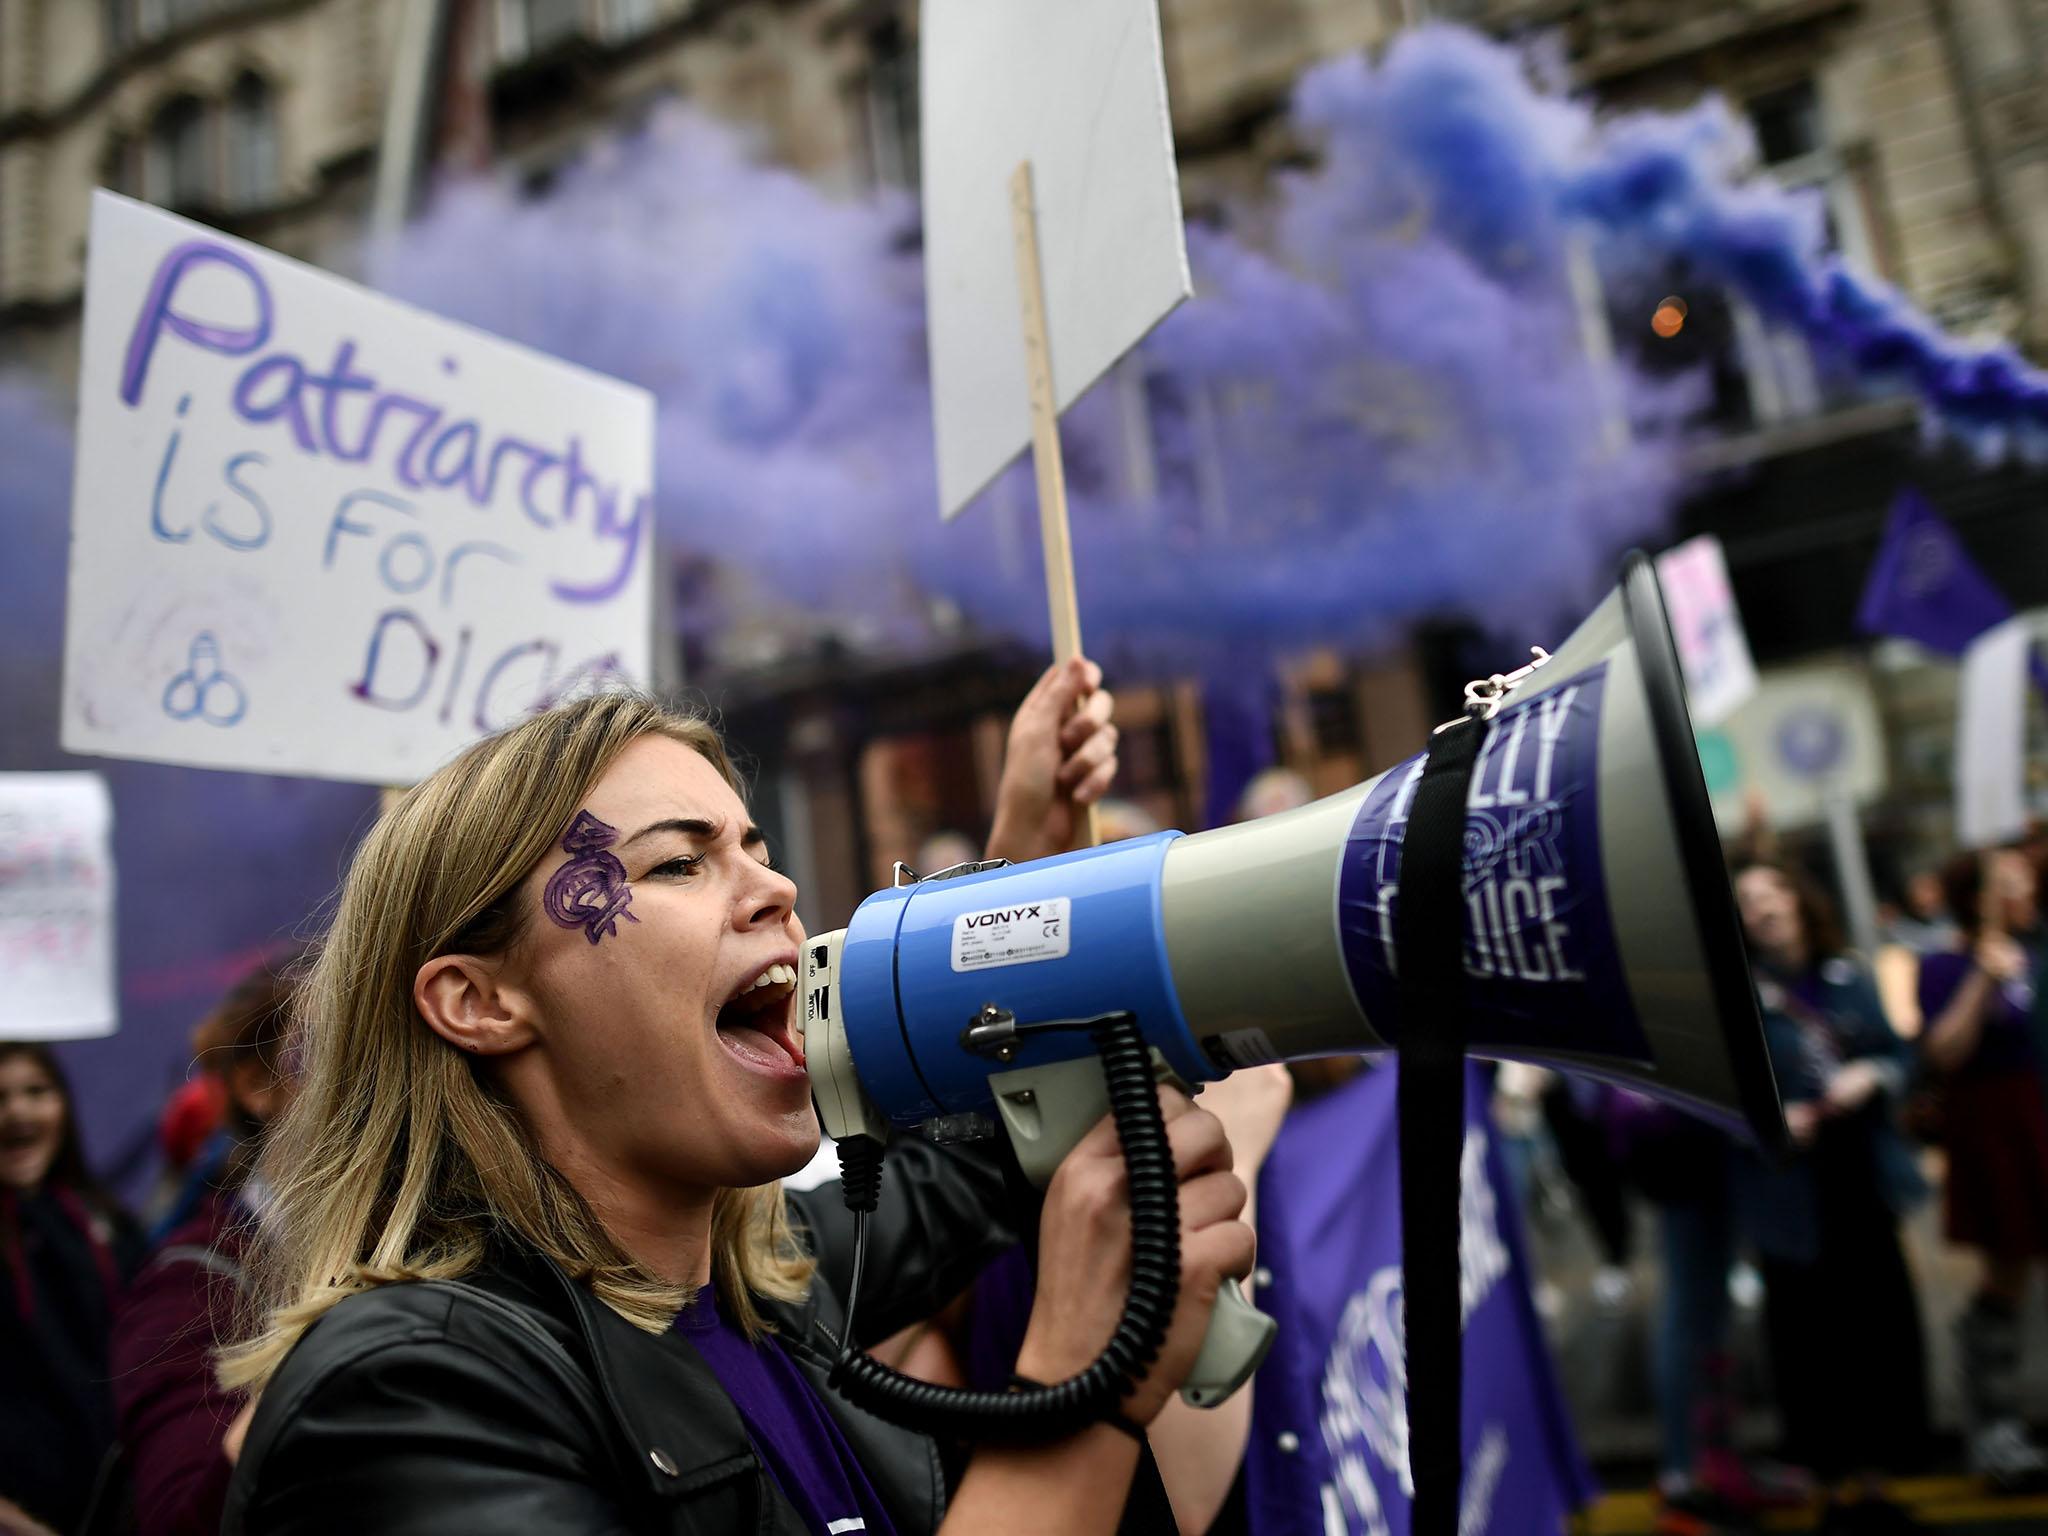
[220,692,814,1394]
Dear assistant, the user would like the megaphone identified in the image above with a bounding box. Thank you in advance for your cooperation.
[803,552,1780,1435]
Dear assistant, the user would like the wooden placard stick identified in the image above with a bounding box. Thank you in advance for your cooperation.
[1009,159,1102,850]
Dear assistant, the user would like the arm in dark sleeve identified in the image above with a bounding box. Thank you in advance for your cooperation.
[111,1252,241,1536]
[226,1309,632,1536]
[792,1138,1024,1348]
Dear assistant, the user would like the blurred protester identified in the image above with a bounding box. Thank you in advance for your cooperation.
[1881,870,1959,958]
[1734,862,1928,1531]
[110,955,296,1536]
[1607,1083,1765,1528]
[1541,1075,1634,1305]
[0,1044,141,1535]
[1919,847,2048,1490]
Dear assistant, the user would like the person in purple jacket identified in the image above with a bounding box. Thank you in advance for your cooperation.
[110,955,296,1536]
[1918,847,2048,1490]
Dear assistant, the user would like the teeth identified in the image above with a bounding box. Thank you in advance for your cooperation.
[746,963,795,991]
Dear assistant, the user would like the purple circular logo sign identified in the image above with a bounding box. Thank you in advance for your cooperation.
[1773,706,1846,779]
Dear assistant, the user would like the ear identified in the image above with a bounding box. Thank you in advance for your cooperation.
[414,954,539,1057]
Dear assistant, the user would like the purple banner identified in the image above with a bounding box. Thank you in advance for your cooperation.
[1245,1063,1596,1534]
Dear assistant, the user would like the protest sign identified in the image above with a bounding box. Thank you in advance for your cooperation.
[1956,616,2033,849]
[0,774,117,1041]
[1696,662,1886,833]
[62,192,654,785]
[1655,534,1757,727]
[922,0,1190,520]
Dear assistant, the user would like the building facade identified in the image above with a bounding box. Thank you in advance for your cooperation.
[3,0,2043,919]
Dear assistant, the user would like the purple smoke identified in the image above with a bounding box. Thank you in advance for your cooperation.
[1359,27,2048,453]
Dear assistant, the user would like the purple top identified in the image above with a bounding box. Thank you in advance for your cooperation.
[1919,949,2037,1077]
[674,1288,895,1536]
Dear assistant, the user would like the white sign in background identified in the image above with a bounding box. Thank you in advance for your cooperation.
[0,774,117,1041]
[63,193,655,785]
[1956,616,2032,849]
[1697,661,1888,833]
[1655,534,1759,728]
[922,0,1191,519]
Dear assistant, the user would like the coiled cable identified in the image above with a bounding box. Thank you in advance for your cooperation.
[828,1013,1179,1441]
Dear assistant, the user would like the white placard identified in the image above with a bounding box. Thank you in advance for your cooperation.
[1696,661,1887,833]
[1656,535,1758,727]
[922,0,1190,519]
[62,193,655,785]
[0,774,117,1041]
[1956,616,2032,848]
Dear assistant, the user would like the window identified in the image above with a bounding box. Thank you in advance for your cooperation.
[146,95,212,209]
[224,72,278,209]
[103,0,132,54]
[497,0,585,62]
[1748,80,1822,166]
[860,19,919,190]
[599,0,659,43]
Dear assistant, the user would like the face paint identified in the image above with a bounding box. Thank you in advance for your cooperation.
[543,809,641,945]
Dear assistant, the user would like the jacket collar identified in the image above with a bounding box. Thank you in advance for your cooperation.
[480,1240,760,1500]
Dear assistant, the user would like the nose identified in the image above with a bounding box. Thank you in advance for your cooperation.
[740,858,800,931]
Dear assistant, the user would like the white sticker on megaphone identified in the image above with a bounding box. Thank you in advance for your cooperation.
[951,897,1072,973]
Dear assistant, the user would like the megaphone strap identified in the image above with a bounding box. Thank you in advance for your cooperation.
[1392,710,1486,1536]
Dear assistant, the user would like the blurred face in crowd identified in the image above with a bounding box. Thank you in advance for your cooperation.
[488,736,818,1198]
[0,1051,66,1193]
[1906,870,1946,923]
[1987,849,2039,934]
[1735,865,1805,969]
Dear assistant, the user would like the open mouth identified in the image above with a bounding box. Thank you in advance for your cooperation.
[714,962,806,1073]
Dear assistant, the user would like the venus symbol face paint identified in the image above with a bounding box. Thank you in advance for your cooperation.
[542,809,639,945]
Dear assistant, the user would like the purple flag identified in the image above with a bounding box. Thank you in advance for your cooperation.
[1245,1063,1595,1535]
[1857,491,2025,659]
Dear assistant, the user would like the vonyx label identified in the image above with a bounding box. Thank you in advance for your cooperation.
[951,897,1072,973]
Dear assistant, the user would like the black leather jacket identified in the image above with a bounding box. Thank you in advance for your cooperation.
[223,1143,1021,1535]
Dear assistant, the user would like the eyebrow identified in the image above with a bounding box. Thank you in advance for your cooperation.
[622,816,766,852]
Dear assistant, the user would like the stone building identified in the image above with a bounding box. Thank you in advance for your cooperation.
[2,0,2043,913]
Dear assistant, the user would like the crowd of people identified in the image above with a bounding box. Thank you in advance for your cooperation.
[3,665,2047,1536]
[1498,833,2048,1536]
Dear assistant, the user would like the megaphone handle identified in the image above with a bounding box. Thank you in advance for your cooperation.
[1180,1276,1278,1408]
[990,1055,1276,1410]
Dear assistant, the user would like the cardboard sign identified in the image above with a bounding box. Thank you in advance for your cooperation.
[1695,662,1887,833]
[1655,535,1758,728]
[1956,616,2033,848]
[62,193,655,784]
[922,0,1190,519]
[0,774,117,1041]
